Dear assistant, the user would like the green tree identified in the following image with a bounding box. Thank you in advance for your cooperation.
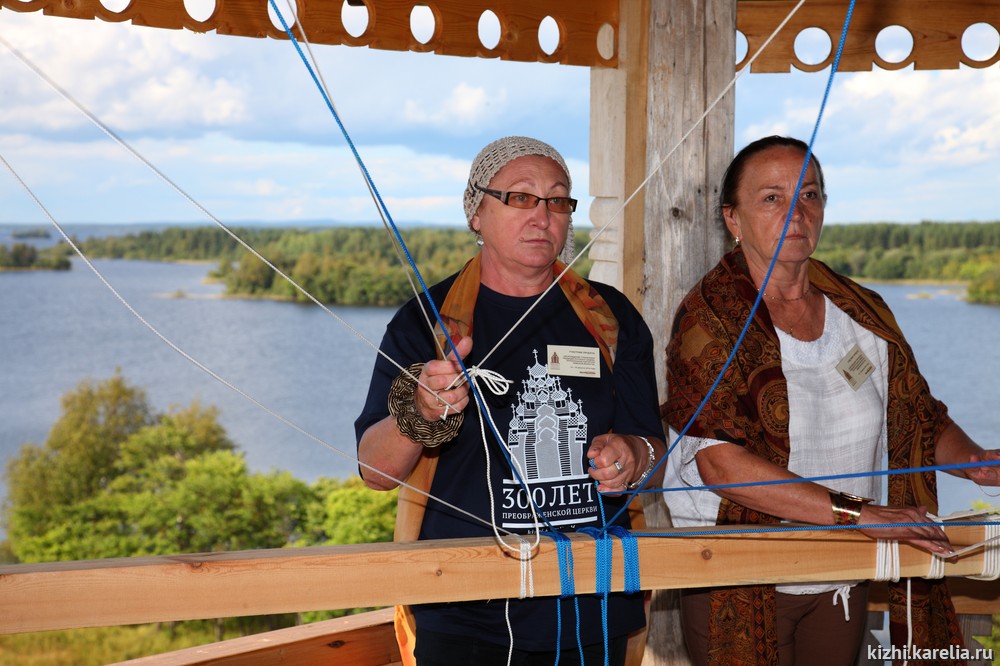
[967,266,1000,305]
[3,376,313,563]
[4,374,153,547]
[299,477,397,547]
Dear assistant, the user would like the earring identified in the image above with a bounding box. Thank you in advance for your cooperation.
[735,237,741,245]
[475,232,484,247]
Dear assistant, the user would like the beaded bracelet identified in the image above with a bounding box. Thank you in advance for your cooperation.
[387,363,464,448]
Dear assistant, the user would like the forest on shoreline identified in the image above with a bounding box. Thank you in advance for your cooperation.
[3,221,999,305]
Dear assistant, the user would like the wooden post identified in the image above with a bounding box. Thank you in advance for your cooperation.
[588,0,649,293]
[639,0,735,664]
[589,1,734,661]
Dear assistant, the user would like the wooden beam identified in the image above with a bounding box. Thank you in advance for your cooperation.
[118,608,401,666]
[738,0,1000,72]
[617,0,650,310]
[0,0,619,67]
[3,0,997,71]
[114,583,1000,665]
[0,524,992,635]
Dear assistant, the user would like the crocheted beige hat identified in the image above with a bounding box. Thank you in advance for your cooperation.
[463,136,572,225]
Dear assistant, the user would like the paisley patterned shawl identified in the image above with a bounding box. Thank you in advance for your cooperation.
[663,247,963,665]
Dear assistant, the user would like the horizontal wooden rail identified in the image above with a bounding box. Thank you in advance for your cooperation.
[116,608,401,666]
[114,581,1000,666]
[0,524,994,635]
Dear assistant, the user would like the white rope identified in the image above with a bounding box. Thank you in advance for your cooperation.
[904,577,912,666]
[874,539,901,582]
[926,553,946,579]
[473,371,544,557]
[967,521,1000,580]
[831,585,852,622]
[519,538,535,600]
[466,367,513,398]
[504,598,515,666]
[0,33,463,414]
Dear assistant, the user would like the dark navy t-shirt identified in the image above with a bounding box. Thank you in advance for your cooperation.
[355,275,663,651]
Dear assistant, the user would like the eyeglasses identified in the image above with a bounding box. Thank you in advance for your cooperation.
[474,183,577,214]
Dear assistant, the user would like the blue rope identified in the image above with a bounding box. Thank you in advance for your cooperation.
[651,458,1000,495]
[548,531,578,598]
[265,0,572,534]
[573,597,584,659]
[580,527,612,666]
[546,531,576,664]
[589,459,610,529]
[601,0,859,533]
[635,519,996,539]
[606,525,642,594]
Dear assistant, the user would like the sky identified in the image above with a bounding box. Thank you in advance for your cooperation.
[1,8,999,229]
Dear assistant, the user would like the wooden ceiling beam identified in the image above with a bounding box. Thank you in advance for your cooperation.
[739,0,1000,72]
[0,0,620,66]
[3,1,998,70]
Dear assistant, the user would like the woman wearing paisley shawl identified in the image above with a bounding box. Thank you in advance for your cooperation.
[356,136,666,666]
[663,136,1000,666]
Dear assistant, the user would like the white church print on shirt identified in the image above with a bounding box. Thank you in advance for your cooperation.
[500,350,599,529]
[507,350,589,479]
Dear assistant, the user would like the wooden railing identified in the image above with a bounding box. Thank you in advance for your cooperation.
[2,524,995,634]
[1,524,997,664]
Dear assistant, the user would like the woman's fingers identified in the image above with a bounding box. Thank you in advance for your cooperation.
[415,349,473,420]
[586,434,636,493]
[858,504,953,555]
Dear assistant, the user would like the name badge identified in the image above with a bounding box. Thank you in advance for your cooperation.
[836,344,875,391]
[547,345,600,378]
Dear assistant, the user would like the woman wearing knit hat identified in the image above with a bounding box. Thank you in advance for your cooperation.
[356,136,666,665]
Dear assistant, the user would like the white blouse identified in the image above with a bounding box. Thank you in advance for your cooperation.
[663,296,889,594]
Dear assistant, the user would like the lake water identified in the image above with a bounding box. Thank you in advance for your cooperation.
[1,254,998,520]
[0,258,392,494]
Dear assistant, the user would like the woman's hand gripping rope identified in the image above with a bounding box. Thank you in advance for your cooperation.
[414,336,474,421]
[587,433,647,495]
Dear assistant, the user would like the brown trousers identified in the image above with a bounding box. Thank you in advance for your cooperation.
[680,585,870,665]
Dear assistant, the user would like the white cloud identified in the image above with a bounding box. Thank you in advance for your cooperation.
[3,10,997,226]
[403,83,506,129]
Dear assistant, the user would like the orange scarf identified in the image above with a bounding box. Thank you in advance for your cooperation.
[434,254,618,368]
